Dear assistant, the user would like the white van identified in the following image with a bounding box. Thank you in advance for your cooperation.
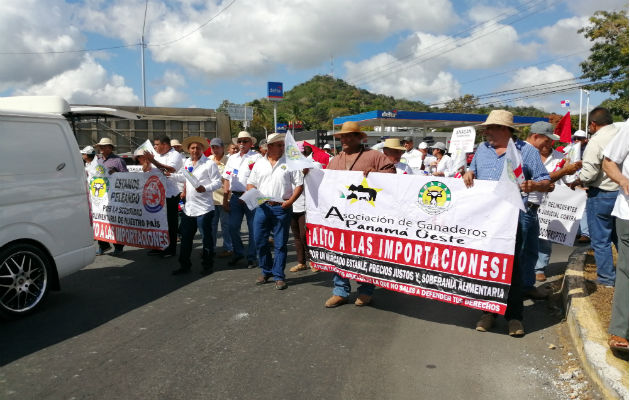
[0,96,95,317]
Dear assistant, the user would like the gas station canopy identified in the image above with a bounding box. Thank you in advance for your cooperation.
[333,110,547,129]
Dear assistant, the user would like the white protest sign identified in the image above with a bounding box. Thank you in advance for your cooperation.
[240,188,284,211]
[448,126,476,153]
[285,132,315,170]
[89,172,169,250]
[538,184,587,246]
[306,170,520,315]
[135,139,156,156]
[127,165,144,173]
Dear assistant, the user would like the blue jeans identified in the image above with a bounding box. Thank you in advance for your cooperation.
[229,193,256,262]
[211,206,232,252]
[253,203,291,281]
[333,273,375,298]
[535,238,552,274]
[519,206,539,291]
[586,188,618,286]
[179,210,214,268]
[578,208,590,238]
[610,219,628,338]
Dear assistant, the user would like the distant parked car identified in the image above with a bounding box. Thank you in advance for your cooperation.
[0,96,95,317]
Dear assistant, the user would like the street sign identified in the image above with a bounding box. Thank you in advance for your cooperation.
[276,123,288,133]
[226,104,253,121]
[267,82,283,101]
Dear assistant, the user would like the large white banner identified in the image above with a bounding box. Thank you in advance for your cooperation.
[89,172,170,250]
[305,170,520,315]
[538,184,587,246]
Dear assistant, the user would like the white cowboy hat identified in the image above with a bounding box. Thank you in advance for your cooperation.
[334,121,367,138]
[266,132,286,145]
[232,131,257,145]
[95,137,115,148]
[170,139,182,147]
[478,109,520,131]
[382,138,405,151]
[182,135,208,151]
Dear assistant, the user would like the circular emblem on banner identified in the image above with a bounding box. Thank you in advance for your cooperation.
[90,177,109,199]
[143,175,166,213]
[418,181,452,215]
[94,165,106,176]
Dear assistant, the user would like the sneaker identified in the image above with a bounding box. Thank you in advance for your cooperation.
[476,313,496,332]
[274,280,288,290]
[508,320,525,337]
[354,294,372,307]
[289,263,308,272]
[228,255,244,266]
[535,273,547,282]
[325,295,348,308]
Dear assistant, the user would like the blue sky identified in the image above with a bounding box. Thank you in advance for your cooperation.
[0,0,626,118]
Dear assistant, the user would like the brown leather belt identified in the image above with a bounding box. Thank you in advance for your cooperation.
[265,201,282,206]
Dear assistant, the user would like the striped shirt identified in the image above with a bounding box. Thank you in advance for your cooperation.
[470,139,549,183]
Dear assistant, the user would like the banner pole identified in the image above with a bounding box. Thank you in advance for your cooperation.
[273,102,277,134]
[578,88,583,131]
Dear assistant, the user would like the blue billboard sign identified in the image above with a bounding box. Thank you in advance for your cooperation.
[267,82,283,101]
[276,123,288,133]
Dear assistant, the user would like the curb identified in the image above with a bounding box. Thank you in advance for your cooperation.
[561,248,629,400]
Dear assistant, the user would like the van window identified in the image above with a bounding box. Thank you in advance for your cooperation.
[0,119,77,176]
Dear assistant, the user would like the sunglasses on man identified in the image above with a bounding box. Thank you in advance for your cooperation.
[237,139,251,143]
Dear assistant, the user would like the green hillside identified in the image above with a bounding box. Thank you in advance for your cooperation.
[218,75,550,140]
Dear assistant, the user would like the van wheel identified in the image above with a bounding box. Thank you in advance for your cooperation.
[0,244,50,317]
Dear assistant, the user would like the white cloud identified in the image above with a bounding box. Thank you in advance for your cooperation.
[502,64,575,89]
[14,55,139,105]
[0,0,85,91]
[77,0,459,78]
[152,70,186,88]
[152,86,187,106]
[344,53,460,103]
[538,16,592,55]
[563,0,627,17]
[467,4,518,24]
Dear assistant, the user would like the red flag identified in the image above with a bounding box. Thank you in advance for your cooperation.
[204,138,213,157]
[554,112,572,143]
[303,142,330,168]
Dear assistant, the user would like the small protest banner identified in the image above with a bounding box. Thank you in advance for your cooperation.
[448,126,476,153]
[285,132,315,170]
[538,185,587,246]
[88,171,169,250]
[305,170,520,315]
[240,188,284,210]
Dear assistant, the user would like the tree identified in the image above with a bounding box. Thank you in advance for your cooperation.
[443,94,480,113]
[579,10,629,118]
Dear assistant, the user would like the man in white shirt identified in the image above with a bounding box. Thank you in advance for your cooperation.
[246,133,303,290]
[144,136,184,258]
[222,131,262,268]
[383,138,413,174]
[571,107,620,286]
[170,136,222,275]
[400,136,423,170]
[602,121,629,352]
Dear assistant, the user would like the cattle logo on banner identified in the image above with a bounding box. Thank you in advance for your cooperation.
[143,175,166,213]
[90,177,109,200]
[342,177,382,206]
[418,181,452,215]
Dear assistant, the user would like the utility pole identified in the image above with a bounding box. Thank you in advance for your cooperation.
[140,0,149,107]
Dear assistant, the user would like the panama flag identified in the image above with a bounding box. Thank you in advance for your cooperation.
[494,138,526,211]
[560,100,570,107]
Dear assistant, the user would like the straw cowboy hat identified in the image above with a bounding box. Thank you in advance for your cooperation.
[170,139,182,147]
[334,121,366,138]
[232,131,257,145]
[182,135,208,151]
[95,137,115,148]
[382,138,405,151]
[478,109,520,131]
[266,132,286,145]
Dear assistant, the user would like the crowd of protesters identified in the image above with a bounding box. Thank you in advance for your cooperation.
[83,106,628,353]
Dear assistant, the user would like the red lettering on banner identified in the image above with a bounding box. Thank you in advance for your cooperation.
[307,223,513,285]
[93,221,169,250]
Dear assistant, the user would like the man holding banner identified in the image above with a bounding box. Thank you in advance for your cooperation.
[169,137,222,275]
[324,121,395,308]
[246,133,303,290]
[464,110,550,336]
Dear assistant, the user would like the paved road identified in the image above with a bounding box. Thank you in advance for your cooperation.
[0,234,584,399]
